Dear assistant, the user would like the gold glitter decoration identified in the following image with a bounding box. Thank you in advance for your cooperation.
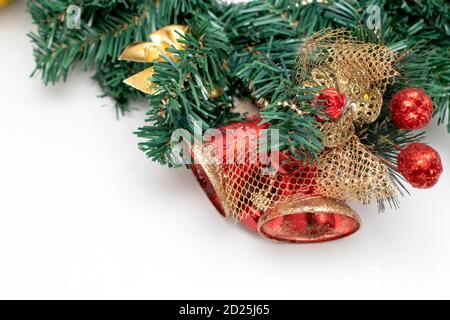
[351,89,383,126]
[316,136,398,203]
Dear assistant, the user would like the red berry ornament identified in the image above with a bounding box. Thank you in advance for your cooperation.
[312,88,347,122]
[389,88,433,130]
[397,143,443,189]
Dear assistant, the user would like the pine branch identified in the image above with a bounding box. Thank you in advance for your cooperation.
[28,0,155,83]
[221,0,331,160]
[92,60,145,116]
[27,0,224,114]
[136,16,239,166]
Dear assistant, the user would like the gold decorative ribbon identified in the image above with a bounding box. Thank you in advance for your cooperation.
[119,25,188,94]
[295,29,400,203]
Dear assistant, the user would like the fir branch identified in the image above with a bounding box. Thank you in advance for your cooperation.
[136,16,238,166]
[27,0,224,114]
[28,0,155,84]
[92,60,145,116]
[222,0,331,160]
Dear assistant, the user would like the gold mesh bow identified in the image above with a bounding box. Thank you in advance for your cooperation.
[295,29,399,203]
[119,25,188,94]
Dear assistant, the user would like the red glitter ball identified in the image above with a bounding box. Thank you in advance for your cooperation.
[389,88,433,130]
[312,88,347,121]
[397,143,443,189]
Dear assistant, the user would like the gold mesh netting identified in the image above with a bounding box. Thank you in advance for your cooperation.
[295,29,399,202]
[320,109,355,148]
[296,28,399,126]
[316,136,397,204]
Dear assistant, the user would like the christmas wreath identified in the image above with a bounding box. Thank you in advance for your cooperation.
[27,0,449,243]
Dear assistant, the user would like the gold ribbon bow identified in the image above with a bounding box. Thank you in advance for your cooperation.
[119,25,188,94]
[296,29,400,203]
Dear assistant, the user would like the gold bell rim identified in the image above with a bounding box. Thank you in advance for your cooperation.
[257,196,361,244]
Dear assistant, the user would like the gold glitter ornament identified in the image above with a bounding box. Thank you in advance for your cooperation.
[351,88,384,126]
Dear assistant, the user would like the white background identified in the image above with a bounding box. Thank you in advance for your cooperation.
[1,0,450,299]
